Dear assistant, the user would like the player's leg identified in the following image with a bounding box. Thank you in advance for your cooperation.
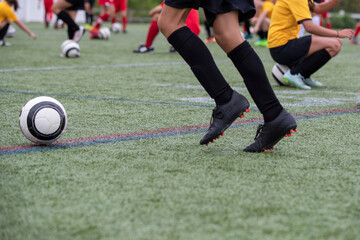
[213,10,296,152]
[0,22,10,46]
[119,0,127,32]
[133,13,159,53]
[158,5,250,145]
[289,35,341,87]
[52,0,77,39]
[90,1,115,38]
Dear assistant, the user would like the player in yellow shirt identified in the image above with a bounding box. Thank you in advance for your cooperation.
[252,0,274,47]
[268,0,353,89]
[0,0,36,46]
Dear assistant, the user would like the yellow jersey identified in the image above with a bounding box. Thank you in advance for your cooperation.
[0,1,18,23]
[261,1,274,19]
[267,0,312,48]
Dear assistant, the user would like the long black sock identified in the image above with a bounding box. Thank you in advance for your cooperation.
[167,26,233,105]
[57,10,79,39]
[204,20,212,38]
[228,41,283,122]
[0,23,9,40]
[258,30,264,39]
[244,19,251,35]
[291,49,331,78]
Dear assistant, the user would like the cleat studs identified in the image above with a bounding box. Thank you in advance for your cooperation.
[240,115,244,118]
[285,134,288,137]
[288,134,292,137]
[264,150,267,153]
[206,143,209,146]
[211,140,214,143]
[221,133,225,136]
[290,129,294,133]
[270,148,274,151]
[245,109,250,113]
[294,129,298,132]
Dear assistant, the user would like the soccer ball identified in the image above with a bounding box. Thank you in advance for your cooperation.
[111,22,122,33]
[272,63,291,86]
[19,96,67,145]
[61,39,80,58]
[99,27,111,40]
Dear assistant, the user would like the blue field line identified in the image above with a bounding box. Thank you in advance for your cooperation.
[0,89,214,109]
[1,108,359,156]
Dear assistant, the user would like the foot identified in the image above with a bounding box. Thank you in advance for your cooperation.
[89,27,100,39]
[244,109,297,153]
[303,77,323,87]
[0,40,11,46]
[133,44,154,53]
[169,45,176,53]
[254,39,268,47]
[73,26,86,42]
[244,34,253,40]
[200,91,250,145]
[283,70,311,90]
[350,37,360,45]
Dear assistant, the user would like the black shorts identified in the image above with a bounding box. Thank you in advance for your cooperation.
[269,35,312,68]
[65,0,84,10]
[164,0,255,26]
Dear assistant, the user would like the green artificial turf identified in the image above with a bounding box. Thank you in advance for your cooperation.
[1,23,360,240]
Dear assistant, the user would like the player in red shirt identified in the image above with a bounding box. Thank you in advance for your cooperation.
[113,0,127,33]
[350,2,360,45]
[90,0,116,38]
[133,1,200,53]
[38,0,53,28]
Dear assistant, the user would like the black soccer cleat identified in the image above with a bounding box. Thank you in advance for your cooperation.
[200,91,250,145]
[243,109,297,153]
[133,44,154,53]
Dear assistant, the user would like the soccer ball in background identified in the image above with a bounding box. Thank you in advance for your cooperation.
[19,96,67,145]
[272,63,291,86]
[61,40,80,58]
[111,23,122,33]
[99,27,111,40]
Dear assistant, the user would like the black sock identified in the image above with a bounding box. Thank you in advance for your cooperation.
[258,30,264,39]
[291,49,331,78]
[244,19,251,35]
[57,10,79,39]
[204,20,212,38]
[228,41,283,122]
[0,23,9,40]
[167,26,233,105]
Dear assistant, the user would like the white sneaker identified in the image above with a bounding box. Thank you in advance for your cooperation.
[283,70,311,90]
[0,40,11,46]
[303,77,323,87]
[73,26,86,42]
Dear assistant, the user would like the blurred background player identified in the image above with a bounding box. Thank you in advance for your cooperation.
[350,2,360,45]
[0,0,36,46]
[133,2,200,53]
[89,0,115,38]
[52,0,86,42]
[320,0,332,29]
[38,0,54,28]
[84,0,95,29]
[252,0,274,47]
[268,0,353,90]
[113,0,127,33]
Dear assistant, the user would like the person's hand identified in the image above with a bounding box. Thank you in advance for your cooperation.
[29,32,37,39]
[338,29,354,39]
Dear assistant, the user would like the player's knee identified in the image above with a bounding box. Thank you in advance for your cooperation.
[333,38,342,54]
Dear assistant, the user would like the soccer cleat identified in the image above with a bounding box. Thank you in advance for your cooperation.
[89,27,100,39]
[243,109,297,153]
[73,26,86,42]
[244,34,253,40]
[204,36,216,44]
[283,70,311,90]
[169,45,177,53]
[200,91,250,145]
[350,37,360,45]
[303,77,323,87]
[133,44,154,53]
[254,39,267,47]
[0,40,11,46]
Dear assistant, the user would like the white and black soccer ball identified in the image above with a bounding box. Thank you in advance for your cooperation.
[61,39,80,58]
[19,96,67,145]
[111,22,122,33]
[272,63,291,86]
[99,27,111,40]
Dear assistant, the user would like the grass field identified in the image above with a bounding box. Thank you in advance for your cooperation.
[1,22,360,240]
